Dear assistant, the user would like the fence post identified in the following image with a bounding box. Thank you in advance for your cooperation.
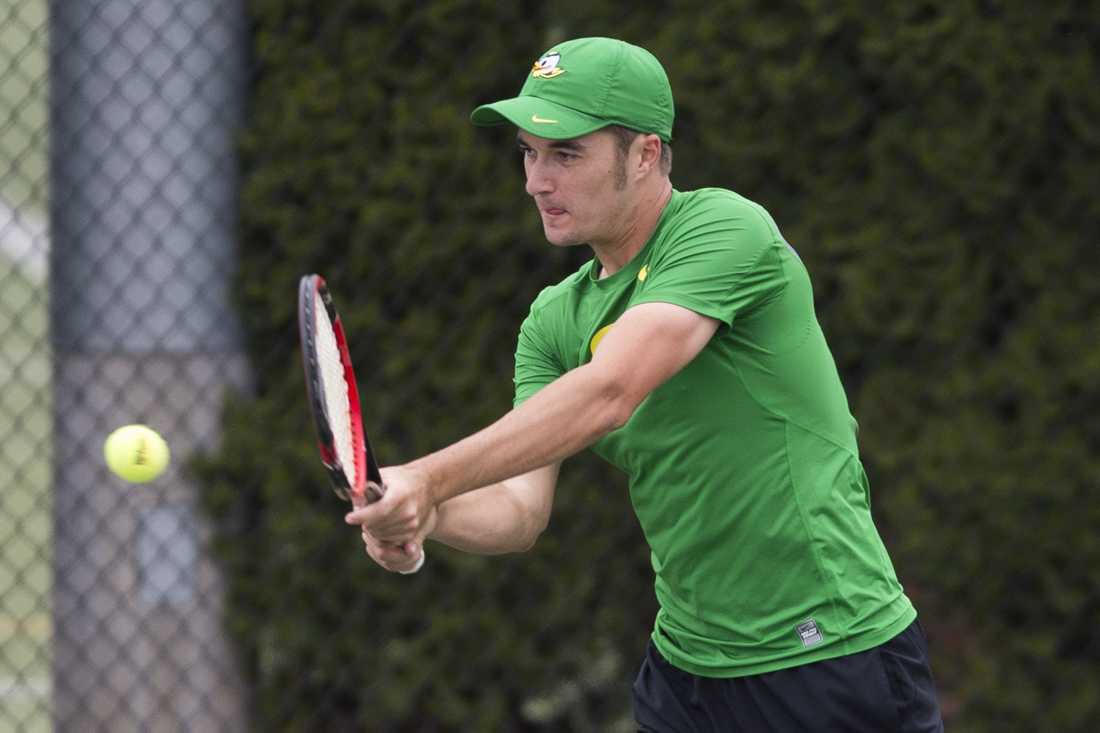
[49,1,249,729]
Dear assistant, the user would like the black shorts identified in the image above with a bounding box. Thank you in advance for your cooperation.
[633,620,944,733]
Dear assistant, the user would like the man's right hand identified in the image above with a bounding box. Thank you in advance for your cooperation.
[358,504,436,573]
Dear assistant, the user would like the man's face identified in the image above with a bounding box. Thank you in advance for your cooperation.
[517,129,632,248]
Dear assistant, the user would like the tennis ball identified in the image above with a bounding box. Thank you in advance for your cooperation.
[103,424,170,483]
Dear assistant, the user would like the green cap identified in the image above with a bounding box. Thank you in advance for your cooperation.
[471,37,674,142]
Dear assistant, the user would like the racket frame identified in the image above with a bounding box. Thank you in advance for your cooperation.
[298,273,383,504]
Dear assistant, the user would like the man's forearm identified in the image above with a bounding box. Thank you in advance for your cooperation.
[410,362,628,505]
[429,483,545,554]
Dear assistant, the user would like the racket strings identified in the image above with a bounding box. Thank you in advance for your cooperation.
[313,291,356,488]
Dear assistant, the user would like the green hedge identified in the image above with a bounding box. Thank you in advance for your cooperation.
[195,1,1100,729]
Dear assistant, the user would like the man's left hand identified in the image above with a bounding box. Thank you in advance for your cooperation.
[344,463,435,546]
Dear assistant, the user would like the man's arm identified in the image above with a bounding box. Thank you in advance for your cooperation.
[424,301,719,499]
[430,462,560,553]
[359,463,559,571]
[347,302,719,544]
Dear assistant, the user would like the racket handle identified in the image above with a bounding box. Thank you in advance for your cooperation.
[398,548,426,575]
[365,481,385,503]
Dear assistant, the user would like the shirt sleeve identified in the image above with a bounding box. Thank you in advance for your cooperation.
[513,298,565,407]
[631,197,789,327]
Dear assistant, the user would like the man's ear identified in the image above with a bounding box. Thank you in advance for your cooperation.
[635,134,663,175]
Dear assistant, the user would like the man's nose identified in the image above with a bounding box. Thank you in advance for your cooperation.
[525,159,553,197]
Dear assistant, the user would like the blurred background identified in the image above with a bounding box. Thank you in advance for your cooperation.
[1,0,1097,730]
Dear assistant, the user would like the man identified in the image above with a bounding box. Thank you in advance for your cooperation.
[346,37,944,732]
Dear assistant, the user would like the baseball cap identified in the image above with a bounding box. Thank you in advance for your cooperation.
[470,37,674,142]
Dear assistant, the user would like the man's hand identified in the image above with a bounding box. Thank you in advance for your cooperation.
[345,463,436,550]
[359,520,433,573]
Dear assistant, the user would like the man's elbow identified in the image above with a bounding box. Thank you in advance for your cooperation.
[513,534,539,553]
[500,490,551,553]
[514,509,550,553]
[506,528,541,554]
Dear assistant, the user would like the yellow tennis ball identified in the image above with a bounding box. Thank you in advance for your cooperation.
[104,424,170,483]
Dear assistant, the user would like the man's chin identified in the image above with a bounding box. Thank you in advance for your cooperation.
[542,227,582,247]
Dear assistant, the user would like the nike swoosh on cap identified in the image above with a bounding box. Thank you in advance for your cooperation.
[531,114,558,124]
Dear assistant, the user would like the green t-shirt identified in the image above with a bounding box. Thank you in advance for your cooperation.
[513,188,915,677]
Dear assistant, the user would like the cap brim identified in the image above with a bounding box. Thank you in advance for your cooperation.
[470,96,611,140]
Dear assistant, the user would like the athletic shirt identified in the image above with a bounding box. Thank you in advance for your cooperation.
[513,188,916,677]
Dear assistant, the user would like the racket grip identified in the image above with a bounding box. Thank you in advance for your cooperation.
[398,548,426,575]
[365,481,385,503]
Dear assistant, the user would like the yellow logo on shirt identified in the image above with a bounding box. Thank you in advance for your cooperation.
[589,324,613,355]
[638,265,649,282]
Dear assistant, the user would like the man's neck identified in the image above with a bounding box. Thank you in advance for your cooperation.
[593,180,673,279]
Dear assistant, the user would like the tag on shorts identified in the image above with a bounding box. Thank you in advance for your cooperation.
[796,619,824,647]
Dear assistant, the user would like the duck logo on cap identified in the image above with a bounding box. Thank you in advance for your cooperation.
[530,51,565,79]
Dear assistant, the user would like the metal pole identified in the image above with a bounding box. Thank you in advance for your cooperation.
[49,1,248,729]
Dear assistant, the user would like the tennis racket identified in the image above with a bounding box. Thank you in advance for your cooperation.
[298,273,424,572]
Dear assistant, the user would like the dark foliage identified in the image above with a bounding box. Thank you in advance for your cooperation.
[194,2,1100,729]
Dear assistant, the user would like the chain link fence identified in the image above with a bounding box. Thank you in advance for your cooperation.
[2,0,252,729]
[2,0,51,728]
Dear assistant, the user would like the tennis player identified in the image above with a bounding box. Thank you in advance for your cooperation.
[347,36,944,732]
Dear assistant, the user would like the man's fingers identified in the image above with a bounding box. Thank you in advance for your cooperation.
[376,545,423,573]
[394,543,425,574]
[360,531,422,572]
[347,504,419,544]
[376,546,411,568]
[345,499,381,525]
[344,469,430,569]
[345,501,394,533]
